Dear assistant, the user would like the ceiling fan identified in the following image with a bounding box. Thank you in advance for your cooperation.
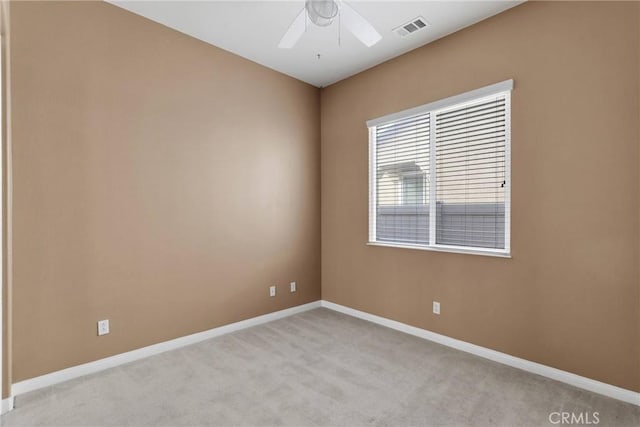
[278,0,382,49]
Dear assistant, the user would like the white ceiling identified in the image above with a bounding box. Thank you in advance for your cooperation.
[108,1,525,87]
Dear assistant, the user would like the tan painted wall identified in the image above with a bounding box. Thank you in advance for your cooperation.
[8,0,320,384]
[321,1,640,392]
[1,0,10,399]
[637,0,640,392]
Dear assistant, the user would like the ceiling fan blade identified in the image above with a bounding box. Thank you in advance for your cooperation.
[278,9,306,49]
[339,1,381,47]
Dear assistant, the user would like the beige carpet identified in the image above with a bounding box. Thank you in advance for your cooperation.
[2,308,639,426]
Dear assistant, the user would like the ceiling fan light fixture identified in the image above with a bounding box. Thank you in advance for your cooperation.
[305,0,339,27]
[279,0,381,49]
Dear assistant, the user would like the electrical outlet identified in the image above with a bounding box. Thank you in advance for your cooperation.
[97,319,110,336]
[290,281,296,292]
[269,285,276,297]
[433,301,440,315]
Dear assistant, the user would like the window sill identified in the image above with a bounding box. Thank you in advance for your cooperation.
[366,241,511,258]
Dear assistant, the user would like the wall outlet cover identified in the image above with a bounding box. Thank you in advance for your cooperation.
[97,319,110,336]
[433,301,441,315]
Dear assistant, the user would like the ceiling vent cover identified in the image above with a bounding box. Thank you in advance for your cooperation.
[393,16,429,37]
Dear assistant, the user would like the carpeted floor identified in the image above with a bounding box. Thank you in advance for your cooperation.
[2,308,639,426]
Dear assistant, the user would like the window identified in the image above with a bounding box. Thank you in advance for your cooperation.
[367,80,512,256]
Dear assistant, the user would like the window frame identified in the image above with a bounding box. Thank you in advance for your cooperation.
[367,80,512,258]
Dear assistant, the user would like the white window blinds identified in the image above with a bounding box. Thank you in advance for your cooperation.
[374,113,430,245]
[435,95,507,249]
[368,80,511,256]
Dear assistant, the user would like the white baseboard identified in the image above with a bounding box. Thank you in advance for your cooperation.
[9,299,639,408]
[12,301,321,397]
[1,396,14,414]
[320,300,640,406]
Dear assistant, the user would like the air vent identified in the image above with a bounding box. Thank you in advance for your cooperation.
[393,16,429,38]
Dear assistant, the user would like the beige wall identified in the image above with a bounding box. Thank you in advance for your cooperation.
[321,1,640,392]
[7,0,320,387]
[1,0,10,399]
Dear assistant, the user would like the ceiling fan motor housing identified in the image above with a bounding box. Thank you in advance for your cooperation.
[305,0,339,27]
